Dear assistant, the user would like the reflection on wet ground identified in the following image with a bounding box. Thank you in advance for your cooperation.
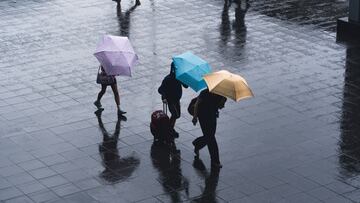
[192,158,220,203]
[0,0,360,202]
[220,0,249,46]
[151,142,189,202]
[249,0,349,31]
[339,47,360,179]
[116,2,139,37]
[96,110,139,184]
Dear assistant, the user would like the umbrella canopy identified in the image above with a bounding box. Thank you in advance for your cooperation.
[94,35,138,76]
[172,51,211,92]
[203,70,254,102]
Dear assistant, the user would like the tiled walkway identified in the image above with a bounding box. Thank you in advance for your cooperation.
[0,0,359,202]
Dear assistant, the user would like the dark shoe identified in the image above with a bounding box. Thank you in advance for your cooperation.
[192,141,199,157]
[94,108,104,117]
[211,162,223,169]
[193,158,206,171]
[118,109,126,118]
[94,100,102,109]
[117,109,127,116]
[118,114,127,121]
[135,0,141,5]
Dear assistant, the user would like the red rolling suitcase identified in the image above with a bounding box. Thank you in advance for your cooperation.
[150,103,172,143]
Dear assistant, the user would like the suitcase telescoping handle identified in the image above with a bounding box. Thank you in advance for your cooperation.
[163,102,167,115]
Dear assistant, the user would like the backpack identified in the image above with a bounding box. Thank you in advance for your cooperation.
[187,97,198,116]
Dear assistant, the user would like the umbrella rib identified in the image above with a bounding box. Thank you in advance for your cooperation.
[234,80,241,100]
[230,79,236,99]
[96,50,137,55]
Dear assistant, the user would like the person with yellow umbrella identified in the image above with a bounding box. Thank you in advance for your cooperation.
[192,89,227,168]
[191,70,253,168]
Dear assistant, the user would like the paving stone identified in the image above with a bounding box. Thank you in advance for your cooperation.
[61,192,98,203]
[0,187,22,201]
[6,172,35,186]
[16,181,47,195]
[0,165,25,177]
[8,152,35,164]
[39,175,69,188]
[17,159,46,171]
[216,187,247,201]
[306,186,343,202]
[29,167,58,179]
[73,178,102,190]
[38,154,67,166]
[284,192,323,203]
[0,178,12,190]
[4,195,35,203]
[325,180,358,195]
[28,189,59,203]
[50,183,81,197]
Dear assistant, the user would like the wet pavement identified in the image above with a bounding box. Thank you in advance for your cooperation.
[250,0,349,32]
[0,0,359,202]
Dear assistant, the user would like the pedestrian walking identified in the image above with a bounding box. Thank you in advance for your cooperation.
[94,65,127,117]
[158,62,188,138]
[191,89,227,168]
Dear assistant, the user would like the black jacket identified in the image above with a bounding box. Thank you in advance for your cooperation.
[158,73,184,103]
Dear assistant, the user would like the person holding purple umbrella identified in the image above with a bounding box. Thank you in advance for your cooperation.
[94,65,126,117]
[93,35,138,118]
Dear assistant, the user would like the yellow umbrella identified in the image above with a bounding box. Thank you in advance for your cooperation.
[203,70,254,102]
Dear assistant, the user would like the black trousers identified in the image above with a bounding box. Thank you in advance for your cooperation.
[193,113,220,164]
[168,101,180,119]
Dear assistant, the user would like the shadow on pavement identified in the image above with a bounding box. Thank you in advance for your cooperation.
[339,46,360,179]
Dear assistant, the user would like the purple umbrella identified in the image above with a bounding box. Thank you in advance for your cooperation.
[94,35,138,76]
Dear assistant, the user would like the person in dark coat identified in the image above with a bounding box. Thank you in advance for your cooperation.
[158,62,188,138]
[192,89,227,168]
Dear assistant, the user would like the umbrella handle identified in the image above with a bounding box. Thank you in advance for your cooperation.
[163,102,167,115]
[98,66,103,74]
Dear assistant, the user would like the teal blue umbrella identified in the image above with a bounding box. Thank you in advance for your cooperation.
[172,51,212,92]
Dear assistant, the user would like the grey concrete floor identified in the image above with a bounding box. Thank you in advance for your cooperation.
[0,0,359,202]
